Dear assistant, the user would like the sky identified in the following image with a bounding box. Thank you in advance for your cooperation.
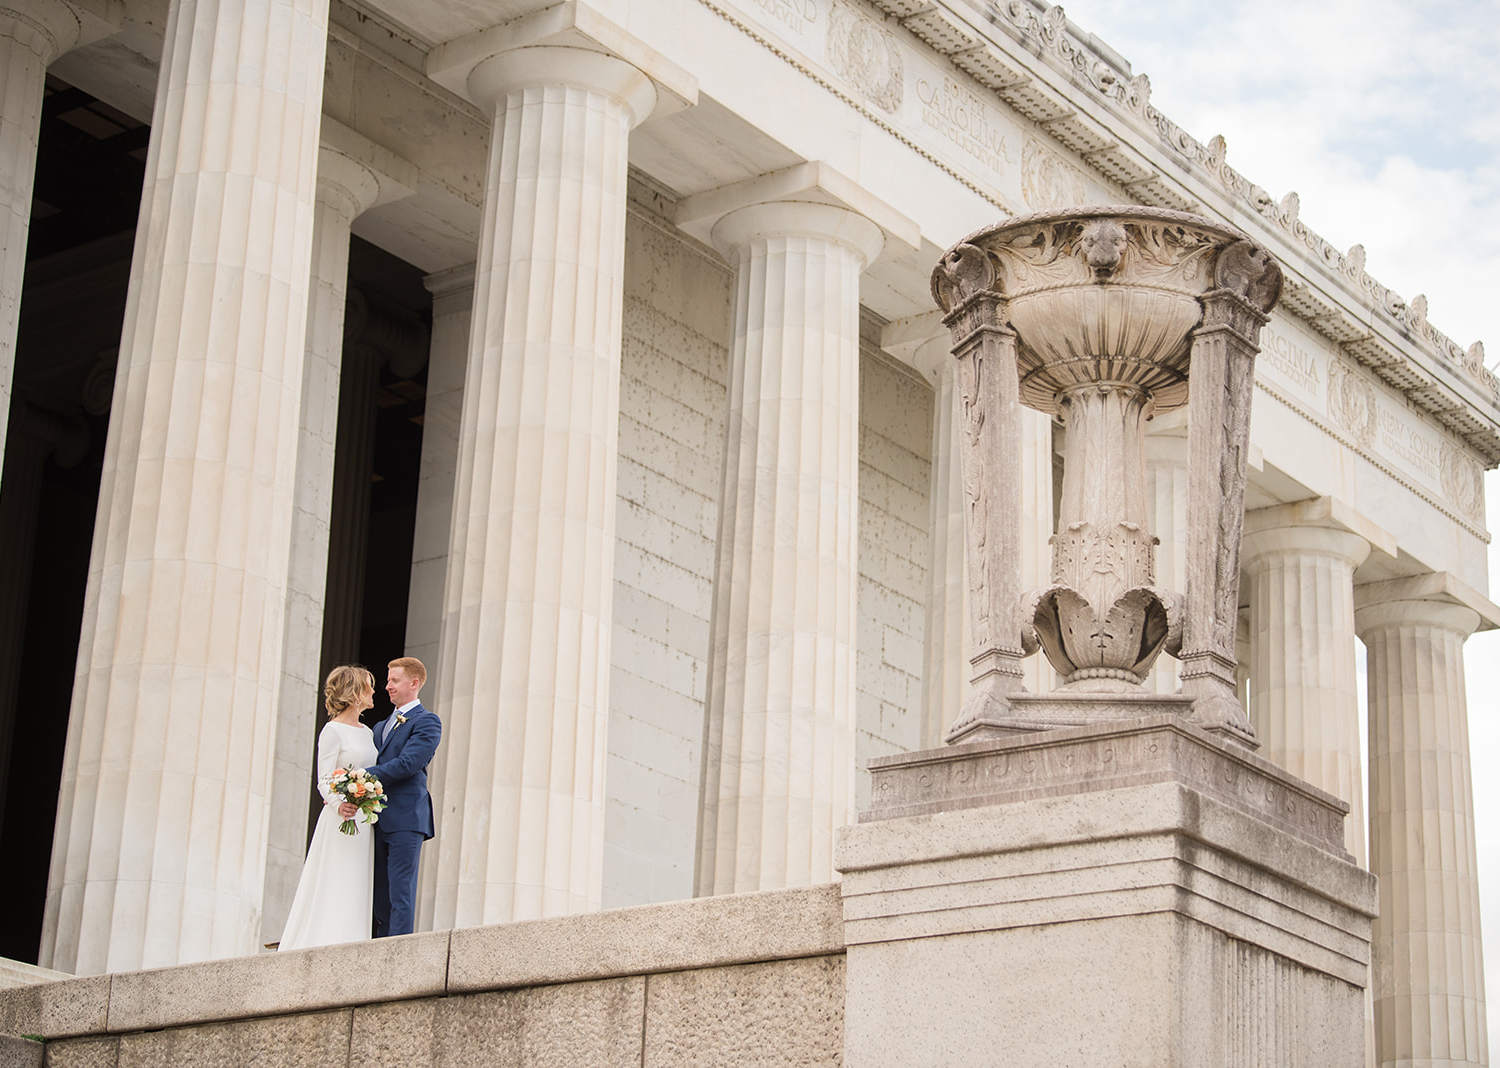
[1051,0,1500,1053]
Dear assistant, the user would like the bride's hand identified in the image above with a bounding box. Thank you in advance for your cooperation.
[338,802,357,818]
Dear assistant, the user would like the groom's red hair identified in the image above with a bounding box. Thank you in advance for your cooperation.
[388,656,427,686]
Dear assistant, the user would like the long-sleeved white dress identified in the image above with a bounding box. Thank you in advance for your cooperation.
[277,720,378,951]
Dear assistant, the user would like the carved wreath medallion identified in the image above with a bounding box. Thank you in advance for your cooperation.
[1440,441,1485,523]
[827,0,903,113]
[1326,359,1377,451]
[1020,137,1088,210]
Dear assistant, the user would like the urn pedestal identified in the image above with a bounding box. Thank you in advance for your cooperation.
[837,717,1376,1067]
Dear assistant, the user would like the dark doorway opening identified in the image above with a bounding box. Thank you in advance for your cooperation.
[0,76,146,964]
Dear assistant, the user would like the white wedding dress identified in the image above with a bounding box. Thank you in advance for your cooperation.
[278,720,378,951]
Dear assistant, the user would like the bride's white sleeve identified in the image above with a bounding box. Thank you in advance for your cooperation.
[313,725,341,805]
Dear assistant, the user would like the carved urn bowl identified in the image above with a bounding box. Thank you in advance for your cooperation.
[953,207,1255,415]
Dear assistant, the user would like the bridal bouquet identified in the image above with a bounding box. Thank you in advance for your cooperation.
[328,768,386,835]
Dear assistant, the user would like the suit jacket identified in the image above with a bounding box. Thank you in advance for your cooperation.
[367,702,441,839]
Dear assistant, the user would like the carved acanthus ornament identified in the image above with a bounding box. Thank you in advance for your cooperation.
[932,207,1282,745]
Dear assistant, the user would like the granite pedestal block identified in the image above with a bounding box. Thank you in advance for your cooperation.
[837,715,1377,1067]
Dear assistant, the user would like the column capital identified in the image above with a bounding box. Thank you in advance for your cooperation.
[422,263,477,302]
[1354,570,1498,639]
[880,311,949,383]
[315,149,379,223]
[1241,526,1371,573]
[675,161,919,268]
[1242,495,1395,572]
[713,201,887,270]
[1,0,120,63]
[426,1,696,125]
[8,395,87,466]
[318,119,417,218]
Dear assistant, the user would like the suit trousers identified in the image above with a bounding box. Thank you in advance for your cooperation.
[373,829,425,938]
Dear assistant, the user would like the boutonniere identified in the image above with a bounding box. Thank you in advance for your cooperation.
[395,713,408,725]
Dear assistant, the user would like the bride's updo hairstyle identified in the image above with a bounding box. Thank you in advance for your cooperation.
[325,664,375,719]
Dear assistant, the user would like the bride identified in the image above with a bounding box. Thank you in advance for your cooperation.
[278,665,379,951]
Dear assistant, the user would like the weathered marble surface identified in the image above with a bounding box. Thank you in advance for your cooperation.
[863,715,1351,856]
[841,720,1376,1067]
[2,887,844,1068]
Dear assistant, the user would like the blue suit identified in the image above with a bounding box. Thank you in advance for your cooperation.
[367,702,441,937]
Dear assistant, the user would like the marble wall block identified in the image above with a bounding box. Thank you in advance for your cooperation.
[852,349,931,812]
[602,205,730,909]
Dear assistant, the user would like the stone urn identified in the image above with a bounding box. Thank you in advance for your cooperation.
[932,207,1281,740]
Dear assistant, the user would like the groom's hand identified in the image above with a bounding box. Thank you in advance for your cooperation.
[338,802,357,818]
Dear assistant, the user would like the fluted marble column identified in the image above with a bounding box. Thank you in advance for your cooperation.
[41,0,329,974]
[317,300,386,671]
[1242,517,1370,863]
[886,314,1054,747]
[409,264,472,935]
[1356,582,1487,1066]
[1016,406,1054,698]
[693,196,886,896]
[906,326,968,748]
[429,40,688,928]
[1142,424,1187,695]
[406,266,472,724]
[261,146,381,946]
[0,0,114,493]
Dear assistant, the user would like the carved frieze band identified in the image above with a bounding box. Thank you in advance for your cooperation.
[1260,320,1487,531]
[1021,136,1087,210]
[1256,377,1489,540]
[827,0,902,112]
[692,0,1013,211]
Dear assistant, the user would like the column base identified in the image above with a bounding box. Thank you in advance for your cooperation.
[839,717,1376,1067]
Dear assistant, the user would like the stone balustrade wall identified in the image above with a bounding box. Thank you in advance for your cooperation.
[0,886,844,1068]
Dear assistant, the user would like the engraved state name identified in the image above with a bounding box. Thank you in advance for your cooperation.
[1258,328,1320,397]
[745,0,818,37]
[917,76,1012,176]
[1377,407,1442,481]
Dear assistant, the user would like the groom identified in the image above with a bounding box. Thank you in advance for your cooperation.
[348,656,442,938]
